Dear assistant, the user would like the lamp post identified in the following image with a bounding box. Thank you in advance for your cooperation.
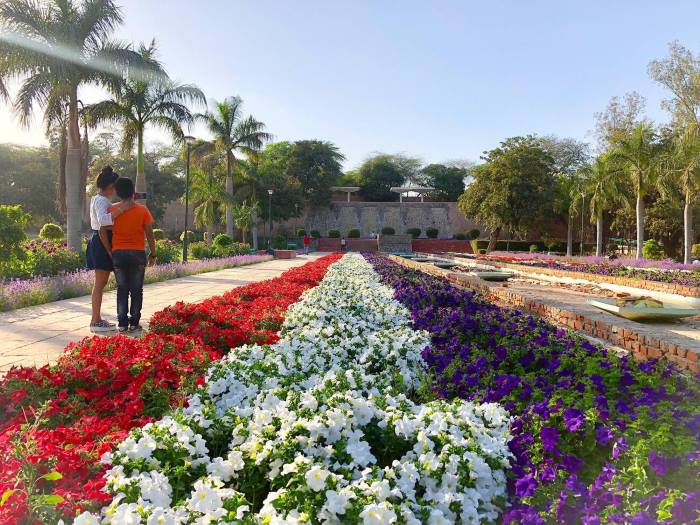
[182,135,196,262]
[267,189,273,251]
[580,192,585,257]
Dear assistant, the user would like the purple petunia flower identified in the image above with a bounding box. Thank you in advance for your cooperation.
[515,474,539,498]
[629,511,658,525]
[612,437,628,460]
[596,425,615,445]
[562,455,583,474]
[541,426,559,454]
[563,407,585,432]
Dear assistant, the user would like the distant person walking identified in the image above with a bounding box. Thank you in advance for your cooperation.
[100,177,156,332]
[303,233,311,254]
[340,237,347,252]
[86,166,133,332]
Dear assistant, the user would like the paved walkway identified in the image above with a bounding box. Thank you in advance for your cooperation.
[0,254,325,373]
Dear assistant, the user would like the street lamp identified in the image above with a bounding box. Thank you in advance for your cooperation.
[267,189,273,251]
[182,135,196,262]
[580,192,586,256]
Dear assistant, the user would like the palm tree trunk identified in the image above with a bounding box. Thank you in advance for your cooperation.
[135,127,146,195]
[566,216,573,256]
[684,190,693,264]
[636,193,644,259]
[486,227,501,253]
[225,152,234,237]
[596,212,604,257]
[80,120,89,227]
[252,217,258,250]
[57,122,67,217]
[65,91,83,252]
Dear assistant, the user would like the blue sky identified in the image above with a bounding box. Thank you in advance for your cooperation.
[2,0,700,168]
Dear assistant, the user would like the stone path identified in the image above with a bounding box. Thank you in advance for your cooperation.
[0,254,325,373]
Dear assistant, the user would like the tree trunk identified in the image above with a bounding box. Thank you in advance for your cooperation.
[596,212,604,257]
[684,191,693,264]
[80,120,89,228]
[65,91,82,252]
[225,152,234,236]
[57,122,67,217]
[636,193,644,259]
[135,127,146,196]
[486,227,501,253]
[252,217,258,250]
[205,227,212,247]
[566,216,573,257]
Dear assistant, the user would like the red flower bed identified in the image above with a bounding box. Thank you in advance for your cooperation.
[0,254,341,524]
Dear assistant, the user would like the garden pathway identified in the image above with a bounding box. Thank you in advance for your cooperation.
[0,254,325,374]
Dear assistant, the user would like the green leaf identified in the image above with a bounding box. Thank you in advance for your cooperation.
[33,494,64,506]
[0,489,15,507]
[41,471,63,481]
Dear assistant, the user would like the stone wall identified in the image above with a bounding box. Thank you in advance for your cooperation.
[302,202,481,239]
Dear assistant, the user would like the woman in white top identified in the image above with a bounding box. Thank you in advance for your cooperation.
[86,166,133,332]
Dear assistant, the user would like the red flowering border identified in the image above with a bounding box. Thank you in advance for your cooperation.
[0,254,342,524]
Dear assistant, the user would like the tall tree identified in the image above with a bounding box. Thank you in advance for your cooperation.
[662,125,700,263]
[286,140,344,208]
[356,154,420,202]
[552,172,582,256]
[609,122,660,258]
[458,136,556,252]
[187,166,229,245]
[416,163,468,201]
[649,41,700,127]
[594,92,647,151]
[0,0,153,251]
[581,156,626,256]
[84,41,204,195]
[199,96,271,236]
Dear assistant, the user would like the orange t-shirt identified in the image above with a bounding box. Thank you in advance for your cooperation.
[112,204,154,251]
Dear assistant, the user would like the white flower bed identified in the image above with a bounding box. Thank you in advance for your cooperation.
[76,254,512,525]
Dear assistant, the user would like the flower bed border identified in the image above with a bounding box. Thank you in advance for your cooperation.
[393,256,700,374]
[451,254,700,299]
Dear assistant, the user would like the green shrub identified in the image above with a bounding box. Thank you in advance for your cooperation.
[213,233,234,248]
[381,227,395,235]
[529,244,539,253]
[213,242,250,258]
[468,229,481,240]
[692,244,700,260]
[22,240,83,277]
[426,227,438,239]
[39,223,64,240]
[155,240,181,263]
[406,228,421,239]
[189,241,212,260]
[347,229,361,238]
[470,239,479,254]
[271,234,287,250]
[295,228,306,237]
[453,233,467,240]
[152,228,165,241]
[328,229,340,238]
[0,205,29,271]
[310,230,321,238]
[478,249,487,255]
[180,230,196,243]
[642,239,664,260]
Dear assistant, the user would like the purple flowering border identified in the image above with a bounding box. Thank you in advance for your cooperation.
[364,253,700,524]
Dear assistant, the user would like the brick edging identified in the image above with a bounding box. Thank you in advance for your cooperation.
[480,259,700,299]
[390,256,699,373]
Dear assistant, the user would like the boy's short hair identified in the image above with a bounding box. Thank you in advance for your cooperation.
[115,177,135,199]
[96,165,118,189]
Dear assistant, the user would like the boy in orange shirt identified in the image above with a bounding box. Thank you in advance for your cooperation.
[100,177,156,332]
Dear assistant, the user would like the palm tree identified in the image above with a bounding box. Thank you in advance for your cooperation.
[553,173,583,256]
[232,200,258,244]
[609,122,659,258]
[582,156,626,256]
[198,96,271,236]
[0,0,153,251]
[187,166,230,245]
[662,125,700,263]
[85,41,205,194]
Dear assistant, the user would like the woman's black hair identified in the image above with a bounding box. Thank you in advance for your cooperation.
[96,165,119,190]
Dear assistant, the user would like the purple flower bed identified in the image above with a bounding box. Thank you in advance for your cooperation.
[480,252,700,288]
[365,253,700,524]
[0,254,272,312]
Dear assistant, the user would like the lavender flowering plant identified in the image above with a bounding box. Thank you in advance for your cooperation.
[0,254,272,312]
[364,253,700,524]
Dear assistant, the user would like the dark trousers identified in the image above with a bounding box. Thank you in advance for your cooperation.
[112,250,147,327]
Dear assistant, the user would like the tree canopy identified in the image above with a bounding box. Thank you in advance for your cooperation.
[415,163,467,201]
[458,136,556,239]
[355,154,420,202]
